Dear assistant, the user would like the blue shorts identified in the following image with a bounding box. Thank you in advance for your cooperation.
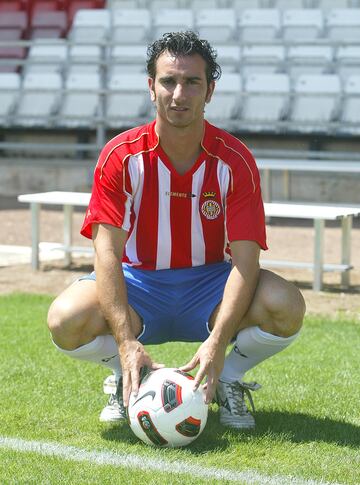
[80,262,232,345]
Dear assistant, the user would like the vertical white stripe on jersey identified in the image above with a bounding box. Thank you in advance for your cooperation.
[191,162,206,266]
[217,160,232,262]
[156,159,171,270]
[124,155,144,266]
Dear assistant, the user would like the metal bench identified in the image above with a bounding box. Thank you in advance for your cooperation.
[17,191,360,291]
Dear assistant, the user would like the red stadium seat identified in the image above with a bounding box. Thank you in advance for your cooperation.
[0,28,23,41]
[0,11,27,31]
[31,11,67,38]
[32,1,60,14]
[0,1,23,11]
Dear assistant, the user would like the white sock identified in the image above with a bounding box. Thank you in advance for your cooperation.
[53,335,122,381]
[220,326,299,383]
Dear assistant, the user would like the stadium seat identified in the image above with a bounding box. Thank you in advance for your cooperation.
[241,73,290,130]
[31,1,60,15]
[149,0,179,10]
[273,0,305,9]
[0,1,23,11]
[58,72,101,127]
[239,9,281,42]
[67,45,102,74]
[106,72,150,127]
[0,72,20,124]
[0,11,27,34]
[290,74,341,132]
[232,0,263,12]
[282,10,324,41]
[112,9,151,44]
[214,45,241,72]
[204,73,242,123]
[109,45,147,75]
[326,9,360,42]
[25,38,67,74]
[195,9,237,44]
[191,0,218,10]
[15,72,62,126]
[30,11,68,39]
[152,9,194,40]
[287,45,333,78]
[241,45,285,76]
[70,8,110,43]
[108,0,139,8]
[318,0,351,9]
[341,75,360,133]
[67,0,106,24]
[336,46,360,78]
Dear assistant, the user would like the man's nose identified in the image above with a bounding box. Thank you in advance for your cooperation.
[173,83,186,102]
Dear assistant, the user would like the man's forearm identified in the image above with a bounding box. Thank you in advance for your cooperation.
[94,252,135,346]
[210,263,259,347]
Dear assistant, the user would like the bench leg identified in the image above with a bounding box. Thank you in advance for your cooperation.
[30,202,40,271]
[341,215,352,289]
[313,219,325,291]
[64,205,73,267]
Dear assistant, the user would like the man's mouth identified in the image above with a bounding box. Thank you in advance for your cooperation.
[170,106,188,111]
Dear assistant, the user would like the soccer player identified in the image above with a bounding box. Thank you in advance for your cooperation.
[47,31,305,429]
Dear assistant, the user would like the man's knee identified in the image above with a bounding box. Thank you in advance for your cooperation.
[47,297,85,350]
[259,272,306,337]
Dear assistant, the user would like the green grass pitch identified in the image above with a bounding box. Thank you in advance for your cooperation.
[0,293,359,484]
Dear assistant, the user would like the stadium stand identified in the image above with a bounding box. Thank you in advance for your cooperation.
[1,0,360,143]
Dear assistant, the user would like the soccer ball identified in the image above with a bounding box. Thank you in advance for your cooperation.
[127,367,208,448]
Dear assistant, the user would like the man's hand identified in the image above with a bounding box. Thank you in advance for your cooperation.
[120,340,164,407]
[179,337,227,404]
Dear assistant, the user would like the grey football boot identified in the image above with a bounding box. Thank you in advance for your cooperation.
[99,374,127,422]
[216,380,261,429]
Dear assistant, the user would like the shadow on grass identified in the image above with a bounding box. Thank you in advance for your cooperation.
[101,408,360,453]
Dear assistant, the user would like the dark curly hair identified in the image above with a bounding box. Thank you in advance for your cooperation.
[146,31,222,86]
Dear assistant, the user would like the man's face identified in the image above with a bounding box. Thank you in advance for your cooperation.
[148,51,215,129]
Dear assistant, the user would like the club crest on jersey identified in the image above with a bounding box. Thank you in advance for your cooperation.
[201,200,221,220]
[203,191,216,198]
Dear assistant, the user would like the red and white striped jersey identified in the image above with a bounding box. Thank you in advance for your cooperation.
[81,120,267,270]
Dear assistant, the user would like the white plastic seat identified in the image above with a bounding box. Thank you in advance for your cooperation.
[287,45,333,78]
[0,72,20,123]
[214,45,241,72]
[196,9,237,43]
[106,73,150,127]
[16,72,61,126]
[273,0,305,9]
[290,74,341,131]
[239,9,281,42]
[109,45,147,76]
[282,10,324,41]
[319,0,350,9]
[204,73,242,123]
[241,45,285,76]
[70,9,110,44]
[191,0,218,10]
[241,73,290,130]
[112,9,151,44]
[232,0,263,12]
[340,75,360,133]
[152,9,194,40]
[58,73,101,127]
[336,46,360,78]
[25,39,67,74]
[326,9,360,42]
[150,0,179,10]
[68,45,102,73]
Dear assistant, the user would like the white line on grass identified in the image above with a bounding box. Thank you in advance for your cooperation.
[0,436,342,485]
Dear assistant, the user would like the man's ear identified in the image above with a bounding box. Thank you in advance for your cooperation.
[205,80,215,104]
[148,77,156,102]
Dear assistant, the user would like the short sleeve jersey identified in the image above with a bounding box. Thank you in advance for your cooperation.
[81,120,267,270]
